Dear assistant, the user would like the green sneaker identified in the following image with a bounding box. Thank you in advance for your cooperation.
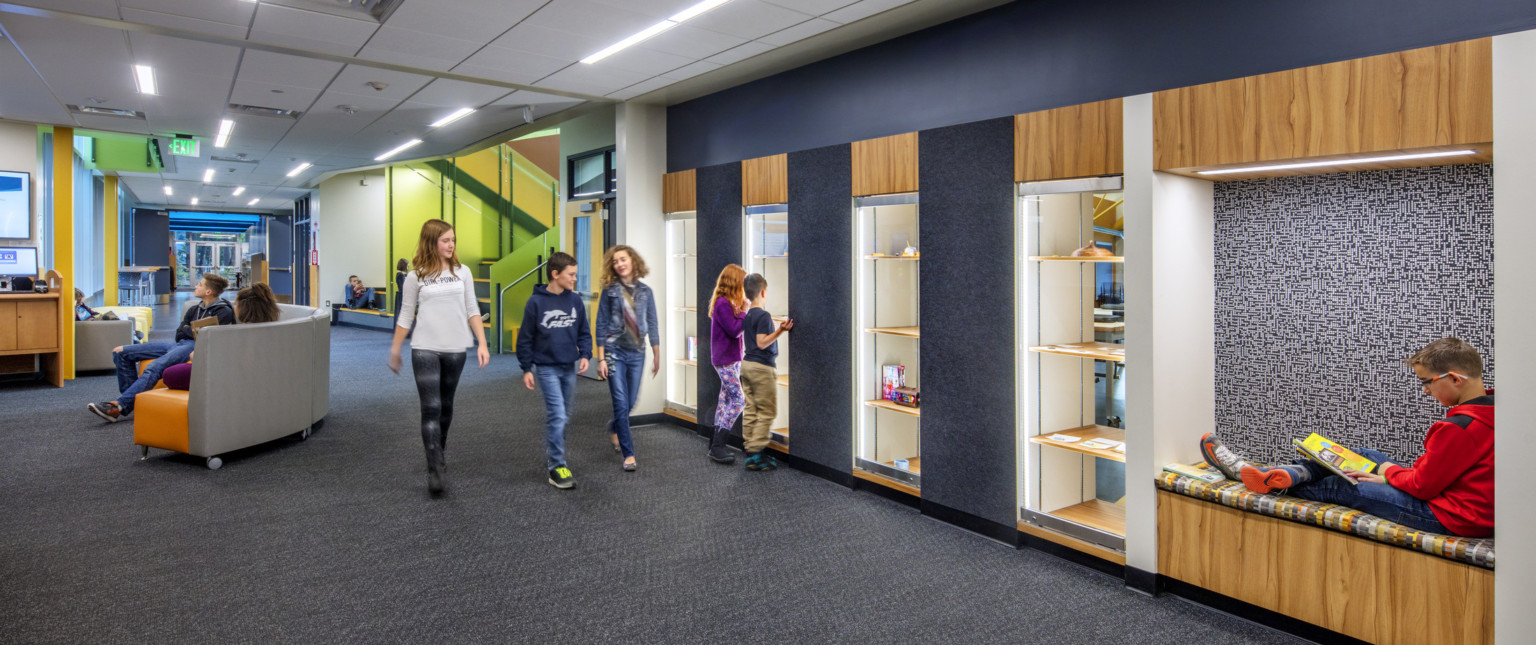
[548,466,575,489]
[744,453,767,471]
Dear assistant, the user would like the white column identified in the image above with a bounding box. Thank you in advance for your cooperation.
[615,101,668,416]
[1123,93,1216,575]
[1493,29,1536,644]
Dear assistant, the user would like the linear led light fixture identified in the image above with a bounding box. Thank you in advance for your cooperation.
[202,168,214,183]
[215,119,234,148]
[375,139,423,161]
[232,186,245,196]
[134,64,157,95]
[430,108,474,128]
[1196,150,1478,175]
[163,185,172,196]
[190,197,199,205]
[581,0,732,64]
[286,162,312,177]
[248,198,259,206]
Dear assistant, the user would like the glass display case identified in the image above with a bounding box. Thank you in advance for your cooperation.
[743,204,791,451]
[853,193,922,492]
[665,212,698,420]
[1016,176,1126,550]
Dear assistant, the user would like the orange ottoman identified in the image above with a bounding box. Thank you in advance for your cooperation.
[133,388,190,455]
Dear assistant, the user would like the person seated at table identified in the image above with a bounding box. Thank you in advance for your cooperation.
[73,288,97,321]
[159,283,281,390]
[345,275,376,309]
[86,273,233,423]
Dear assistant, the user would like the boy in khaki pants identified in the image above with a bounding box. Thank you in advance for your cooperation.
[739,273,792,471]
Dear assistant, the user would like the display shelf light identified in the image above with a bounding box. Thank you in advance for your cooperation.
[1196,150,1478,176]
[581,0,732,64]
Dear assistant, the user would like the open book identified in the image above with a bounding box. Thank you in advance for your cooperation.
[1293,433,1377,484]
[190,316,220,338]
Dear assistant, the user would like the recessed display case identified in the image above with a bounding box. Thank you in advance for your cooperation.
[665,212,698,421]
[1017,176,1127,550]
[853,193,922,493]
[743,203,791,452]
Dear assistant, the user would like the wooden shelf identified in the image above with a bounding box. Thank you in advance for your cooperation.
[776,374,789,387]
[1029,425,1125,462]
[766,442,787,454]
[663,408,696,424]
[1030,342,1125,362]
[864,399,920,417]
[864,254,920,260]
[1049,499,1125,536]
[1030,256,1123,263]
[1017,521,1126,565]
[865,326,920,338]
[675,359,697,367]
[852,468,921,497]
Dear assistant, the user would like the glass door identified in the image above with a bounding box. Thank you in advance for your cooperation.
[564,199,605,380]
[665,212,698,420]
[743,204,790,451]
[190,241,239,284]
[853,193,921,491]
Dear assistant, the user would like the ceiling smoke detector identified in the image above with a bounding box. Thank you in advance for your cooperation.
[365,81,389,92]
[336,104,357,115]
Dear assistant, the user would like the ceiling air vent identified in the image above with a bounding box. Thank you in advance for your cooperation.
[67,105,146,119]
[228,104,303,119]
[258,0,405,22]
[210,156,261,165]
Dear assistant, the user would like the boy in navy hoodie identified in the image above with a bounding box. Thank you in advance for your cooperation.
[518,252,592,489]
[1201,337,1494,537]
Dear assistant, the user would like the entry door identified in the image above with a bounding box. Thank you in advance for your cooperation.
[191,242,239,283]
[564,199,606,379]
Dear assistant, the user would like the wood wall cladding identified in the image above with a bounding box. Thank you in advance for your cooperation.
[1157,491,1493,644]
[851,132,919,196]
[1154,39,1492,174]
[1015,98,1124,182]
[741,153,788,205]
[662,169,697,213]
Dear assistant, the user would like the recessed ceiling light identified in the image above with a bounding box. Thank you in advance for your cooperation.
[232,186,245,196]
[190,197,199,205]
[248,198,259,206]
[581,0,732,64]
[134,64,157,95]
[430,108,475,128]
[202,168,214,183]
[163,185,172,196]
[286,162,311,177]
[215,119,234,148]
[374,139,422,161]
[1196,150,1479,175]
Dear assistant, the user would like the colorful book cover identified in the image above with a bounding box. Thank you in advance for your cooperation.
[687,336,697,361]
[1293,433,1377,483]
[1164,463,1225,484]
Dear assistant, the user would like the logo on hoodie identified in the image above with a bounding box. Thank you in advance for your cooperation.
[541,307,577,329]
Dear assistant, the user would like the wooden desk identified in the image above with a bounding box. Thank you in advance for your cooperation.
[0,292,63,386]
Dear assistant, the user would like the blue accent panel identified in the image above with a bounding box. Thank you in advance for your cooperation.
[668,0,1536,171]
[168,211,262,225]
[131,208,172,295]
[786,143,853,473]
[917,117,1017,527]
[695,162,742,431]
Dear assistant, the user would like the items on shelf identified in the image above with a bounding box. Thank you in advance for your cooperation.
[882,364,905,400]
[687,336,697,362]
[1163,462,1224,484]
[1070,243,1114,257]
[892,386,920,408]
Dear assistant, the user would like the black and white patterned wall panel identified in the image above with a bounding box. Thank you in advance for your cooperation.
[1213,164,1494,464]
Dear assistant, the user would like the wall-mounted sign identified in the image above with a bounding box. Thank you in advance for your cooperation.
[169,138,199,157]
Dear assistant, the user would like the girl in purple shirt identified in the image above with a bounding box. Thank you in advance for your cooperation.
[707,264,748,464]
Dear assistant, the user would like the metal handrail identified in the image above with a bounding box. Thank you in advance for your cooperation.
[494,250,552,353]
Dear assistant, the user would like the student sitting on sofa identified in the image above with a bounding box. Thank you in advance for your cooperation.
[345,275,376,309]
[87,273,235,423]
[73,288,98,321]
[160,283,280,390]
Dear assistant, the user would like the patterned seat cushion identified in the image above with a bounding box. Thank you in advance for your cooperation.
[1156,469,1494,569]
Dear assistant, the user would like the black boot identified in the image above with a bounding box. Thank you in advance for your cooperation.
[708,427,735,464]
[424,426,446,496]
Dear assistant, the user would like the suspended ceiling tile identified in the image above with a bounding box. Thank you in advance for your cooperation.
[71,114,152,135]
[128,32,241,82]
[355,25,483,72]
[491,23,609,63]
[533,63,651,97]
[757,17,839,46]
[327,65,433,103]
[522,0,661,47]
[119,0,256,27]
[236,50,343,90]
[703,40,774,66]
[492,90,584,112]
[0,38,72,125]
[1,14,137,104]
[588,0,696,20]
[590,44,694,77]
[822,0,914,24]
[453,45,570,86]
[379,0,543,43]
[248,3,379,57]
[228,80,324,114]
[26,0,120,19]
[686,0,811,41]
[658,59,722,81]
[406,78,512,109]
[119,7,250,40]
[761,0,860,14]
[637,24,746,60]
[606,75,675,101]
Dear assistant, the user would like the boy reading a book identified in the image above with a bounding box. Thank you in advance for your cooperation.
[1199,337,1494,537]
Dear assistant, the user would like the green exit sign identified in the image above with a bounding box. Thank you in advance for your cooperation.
[169,138,199,157]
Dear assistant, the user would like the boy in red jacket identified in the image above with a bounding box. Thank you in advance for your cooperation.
[1200,337,1494,537]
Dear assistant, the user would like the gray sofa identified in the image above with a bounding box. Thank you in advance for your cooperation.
[132,303,331,469]
[74,319,135,371]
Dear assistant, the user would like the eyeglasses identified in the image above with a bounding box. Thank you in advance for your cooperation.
[1419,372,1465,389]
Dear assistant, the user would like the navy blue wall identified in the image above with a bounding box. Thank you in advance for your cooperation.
[786,143,853,474]
[668,0,1536,171]
[917,118,1018,529]
[130,208,170,296]
[695,162,742,435]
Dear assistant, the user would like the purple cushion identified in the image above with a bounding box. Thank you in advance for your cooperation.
[162,362,192,391]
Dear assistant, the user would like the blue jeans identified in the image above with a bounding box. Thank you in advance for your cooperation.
[1288,448,1450,534]
[606,347,645,459]
[534,363,578,471]
[113,340,195,414]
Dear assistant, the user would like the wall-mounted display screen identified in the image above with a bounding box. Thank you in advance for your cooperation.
[0,170,32,240]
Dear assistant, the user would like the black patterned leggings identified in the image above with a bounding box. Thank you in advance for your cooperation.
[412,350,466,455]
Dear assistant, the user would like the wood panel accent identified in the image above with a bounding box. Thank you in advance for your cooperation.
[16,301,57,350]
[741,154,788,206]
[1015,98,1124,182]
[0,302,15,351]
[1052,499,1125,535]
[1018,521,1127,565]
[851,132,918,196]
[1158,491,1493,644]
[852,468,921,497]
[1154,39,1493,177]
[0,293,63,386]
[662,169,697,213]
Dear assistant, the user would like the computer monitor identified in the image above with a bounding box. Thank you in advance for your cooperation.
[0,247,40,277]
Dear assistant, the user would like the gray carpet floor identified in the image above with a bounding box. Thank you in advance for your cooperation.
[0,314,1303,644]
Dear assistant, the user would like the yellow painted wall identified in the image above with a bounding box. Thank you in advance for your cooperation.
[103,176,118,306]
[52,127,74,380]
